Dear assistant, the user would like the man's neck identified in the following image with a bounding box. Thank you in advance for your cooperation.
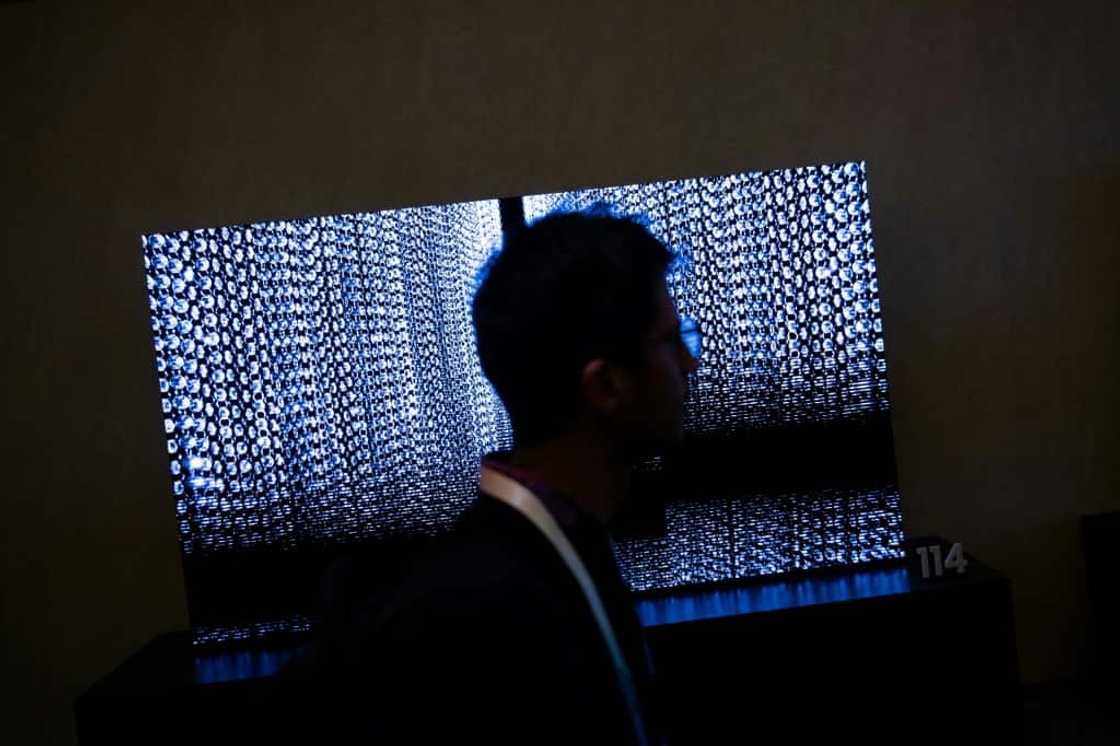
[509,431,632,526]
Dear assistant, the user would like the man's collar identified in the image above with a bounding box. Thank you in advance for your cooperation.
[480,449,605,530]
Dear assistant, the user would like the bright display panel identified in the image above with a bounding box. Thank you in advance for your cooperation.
[143,162,903,646]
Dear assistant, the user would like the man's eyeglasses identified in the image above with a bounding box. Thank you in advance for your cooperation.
[679,317,702,360]
[643,316,702,361]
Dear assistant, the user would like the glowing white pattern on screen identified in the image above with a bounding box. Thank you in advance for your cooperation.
[143,162,904,644]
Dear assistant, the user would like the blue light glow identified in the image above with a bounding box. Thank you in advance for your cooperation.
[192,645,306,684]
[635,565,912,627]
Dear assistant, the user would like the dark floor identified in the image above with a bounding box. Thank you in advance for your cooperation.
[1022,681,1118,746]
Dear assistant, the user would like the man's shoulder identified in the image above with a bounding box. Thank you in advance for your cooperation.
[337,496,640,745]
[380,494,582,620]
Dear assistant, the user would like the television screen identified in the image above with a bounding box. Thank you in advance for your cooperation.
[143,161,904,646]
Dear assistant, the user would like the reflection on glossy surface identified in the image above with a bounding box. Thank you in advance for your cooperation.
[636,566,911,626]
[193,646,305,685]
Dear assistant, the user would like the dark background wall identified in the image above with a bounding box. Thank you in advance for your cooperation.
[2,2,1116,743]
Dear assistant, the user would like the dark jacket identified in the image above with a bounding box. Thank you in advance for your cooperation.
[327,474,664,744]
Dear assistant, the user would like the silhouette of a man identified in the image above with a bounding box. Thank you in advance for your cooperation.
[353,205,699,744]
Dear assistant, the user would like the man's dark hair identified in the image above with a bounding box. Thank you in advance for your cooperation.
[472,204,675,448]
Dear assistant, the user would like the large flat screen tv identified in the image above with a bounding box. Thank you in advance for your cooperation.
[142,161,904,646]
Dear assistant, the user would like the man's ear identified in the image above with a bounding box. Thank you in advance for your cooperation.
[580,358,630,414]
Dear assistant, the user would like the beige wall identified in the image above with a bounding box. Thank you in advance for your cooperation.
[2,1,1117,743]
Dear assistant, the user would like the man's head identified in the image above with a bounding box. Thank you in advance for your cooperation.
[472,205,699,458]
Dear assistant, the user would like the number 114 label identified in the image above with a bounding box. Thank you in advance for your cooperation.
[915,543,968,579]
